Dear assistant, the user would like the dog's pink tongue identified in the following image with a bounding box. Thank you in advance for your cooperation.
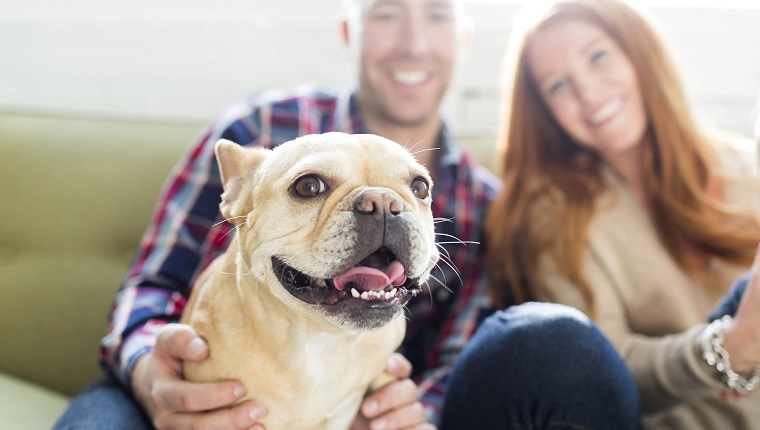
[333,261,406,292]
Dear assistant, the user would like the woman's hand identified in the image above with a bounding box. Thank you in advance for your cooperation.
[723,246,760,373]
[131,324,268,430]
[351,353,437,430]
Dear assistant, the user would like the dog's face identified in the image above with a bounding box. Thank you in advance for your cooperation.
[215,132,439,331]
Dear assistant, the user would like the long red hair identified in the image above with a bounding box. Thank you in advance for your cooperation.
[486,0,760,314]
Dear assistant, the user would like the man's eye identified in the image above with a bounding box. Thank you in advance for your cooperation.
[429,11,452,23]
[368,6,401,21]
[372,12,398,21]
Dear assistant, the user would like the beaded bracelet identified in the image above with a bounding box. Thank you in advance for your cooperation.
[700,315,760,395]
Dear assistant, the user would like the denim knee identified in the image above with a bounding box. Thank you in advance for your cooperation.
[53,377,152,430]
[442,302,640,430]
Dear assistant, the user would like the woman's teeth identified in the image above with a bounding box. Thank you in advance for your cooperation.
[393,70,428,85]
[590,99,623,125]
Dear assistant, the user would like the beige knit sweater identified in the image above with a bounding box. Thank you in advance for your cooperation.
[535,138,760,429]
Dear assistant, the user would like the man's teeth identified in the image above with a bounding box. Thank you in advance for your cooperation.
[351,287,398,301]
[590,99,623,125]
[393,70,427,85]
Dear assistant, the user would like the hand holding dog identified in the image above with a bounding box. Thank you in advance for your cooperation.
[351,353,436,430]
[131,324,268,430]
[132,325,433,430]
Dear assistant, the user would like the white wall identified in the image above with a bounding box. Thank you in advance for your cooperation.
[2,0,759,139]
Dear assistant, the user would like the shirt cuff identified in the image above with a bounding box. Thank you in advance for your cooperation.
[117,320,171,391]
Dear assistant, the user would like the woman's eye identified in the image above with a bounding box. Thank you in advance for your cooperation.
[292,175,327,198]
[411,177,430,200]
[547,78,567,95]
[590,49,608,64]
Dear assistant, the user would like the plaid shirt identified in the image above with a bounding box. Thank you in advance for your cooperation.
[100,83,500,425]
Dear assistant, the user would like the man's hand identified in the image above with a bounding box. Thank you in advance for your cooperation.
[131,324,268,430]
[351,353,437,430]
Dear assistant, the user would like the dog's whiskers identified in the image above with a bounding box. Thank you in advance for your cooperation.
[403,138,424,153]
[422,280,436,312]
[219,223,245,241]
[435,232,477,247]
[410,147,440,158]
[217,270,238,276]
[435,242,453,262]
[427,273,453,295]
[213,216,248,227]
[401,305,413,322]
[434,246,461,276]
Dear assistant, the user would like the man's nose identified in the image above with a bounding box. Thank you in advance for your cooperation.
[399,16,431,55]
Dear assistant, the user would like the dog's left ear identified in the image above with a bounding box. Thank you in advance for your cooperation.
[215,139,268,222]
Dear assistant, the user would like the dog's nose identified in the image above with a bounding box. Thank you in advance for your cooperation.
[354,189,402,217]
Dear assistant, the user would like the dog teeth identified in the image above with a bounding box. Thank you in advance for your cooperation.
[350,287,400,301]
[315,278,327,288]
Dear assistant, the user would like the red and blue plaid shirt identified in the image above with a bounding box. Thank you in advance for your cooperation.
[100,83,500,424]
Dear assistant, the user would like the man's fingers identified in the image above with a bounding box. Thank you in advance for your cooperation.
[157,378,248,413]
[368,400,427,430]
[155,324,209,362]
[385,353,412,379]
[155,399,267,430]
[362,378,418,418]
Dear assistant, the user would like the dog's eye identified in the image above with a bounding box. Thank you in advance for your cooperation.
[292,174,327,198]
[410,177,429,200]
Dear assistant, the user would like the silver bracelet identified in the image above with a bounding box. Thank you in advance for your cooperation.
[700,315,760,395]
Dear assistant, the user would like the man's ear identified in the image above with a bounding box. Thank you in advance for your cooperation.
[456,14,473,61]
[341,19,350,46]
[214,139,268,222]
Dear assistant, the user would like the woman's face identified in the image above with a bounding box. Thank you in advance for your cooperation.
[527,18,648,162]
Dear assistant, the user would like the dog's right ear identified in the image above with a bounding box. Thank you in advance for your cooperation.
[215,139,268,222]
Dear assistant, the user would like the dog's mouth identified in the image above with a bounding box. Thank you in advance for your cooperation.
[271,247,421,309]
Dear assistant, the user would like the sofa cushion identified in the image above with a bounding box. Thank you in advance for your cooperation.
[0,112,200,396]
[0,371,69,430]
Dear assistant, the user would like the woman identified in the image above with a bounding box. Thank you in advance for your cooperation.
[486,0,760,428]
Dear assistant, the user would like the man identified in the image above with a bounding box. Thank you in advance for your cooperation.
[54,0,498,429]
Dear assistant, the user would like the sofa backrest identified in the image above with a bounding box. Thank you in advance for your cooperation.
[0,112,200,396]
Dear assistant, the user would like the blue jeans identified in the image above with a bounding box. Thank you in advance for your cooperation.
[53,377,152,430]
[441,302,641,430]
[56,304,643,430]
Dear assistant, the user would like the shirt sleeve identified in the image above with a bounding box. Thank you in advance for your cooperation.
[99,113,253,389]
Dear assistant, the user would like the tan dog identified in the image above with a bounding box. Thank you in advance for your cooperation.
[180,132,440,430]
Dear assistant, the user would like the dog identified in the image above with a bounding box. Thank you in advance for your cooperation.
[180,132,440,430]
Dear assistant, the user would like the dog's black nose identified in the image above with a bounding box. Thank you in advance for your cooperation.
[354,189,402,217]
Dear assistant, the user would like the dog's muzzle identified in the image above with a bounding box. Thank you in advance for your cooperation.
[271,246,423,329]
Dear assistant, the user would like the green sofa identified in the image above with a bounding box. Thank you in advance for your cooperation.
[0,112,201,429]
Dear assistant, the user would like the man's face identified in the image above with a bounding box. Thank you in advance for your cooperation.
[352,0,462,128]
